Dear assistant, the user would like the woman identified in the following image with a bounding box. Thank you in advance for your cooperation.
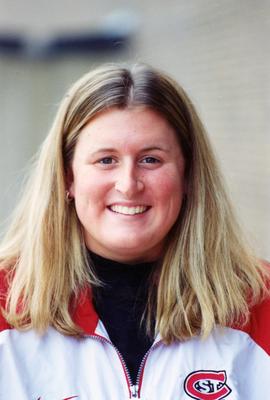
[0,63,269,399]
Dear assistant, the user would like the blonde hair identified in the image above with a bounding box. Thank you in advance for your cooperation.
[0,63,268,342]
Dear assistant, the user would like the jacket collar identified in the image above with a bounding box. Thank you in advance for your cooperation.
[71,287,99,335]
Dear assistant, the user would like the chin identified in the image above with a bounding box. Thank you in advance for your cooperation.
[107,238,162,261]
[110,234,152,248]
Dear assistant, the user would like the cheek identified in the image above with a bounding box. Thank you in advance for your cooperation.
[73,173,111,211]
[151,172,185,222]
[153,170,185,199]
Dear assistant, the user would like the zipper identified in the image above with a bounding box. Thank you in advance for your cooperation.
[130,384,139,398]
[88,333,162,398]
[88,334,136,398]
[135,341,162,398]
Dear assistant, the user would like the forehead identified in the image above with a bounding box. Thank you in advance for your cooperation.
[76,107,181,151]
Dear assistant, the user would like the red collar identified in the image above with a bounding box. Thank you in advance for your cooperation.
[71,287,99,335]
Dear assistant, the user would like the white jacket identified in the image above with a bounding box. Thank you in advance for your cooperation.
[1,279,270,399]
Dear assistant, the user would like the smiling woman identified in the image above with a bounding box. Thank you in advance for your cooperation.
[68,107,186,262]
[0,63,270,399]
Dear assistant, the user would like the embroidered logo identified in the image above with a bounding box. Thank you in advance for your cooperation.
[37,396,78,400]
[184,370,231,400]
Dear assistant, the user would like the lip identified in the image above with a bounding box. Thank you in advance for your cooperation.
[107,203,151,216]
[108,201,150,206]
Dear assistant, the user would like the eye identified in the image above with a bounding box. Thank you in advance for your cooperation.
[98,157,116,165]
[140,156,160,164]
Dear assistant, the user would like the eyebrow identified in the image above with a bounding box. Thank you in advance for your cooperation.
[140,146,170,152]
[90,148,116,155]
[90,145,170,156]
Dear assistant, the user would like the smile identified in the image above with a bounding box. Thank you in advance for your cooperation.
[109,205,149,215]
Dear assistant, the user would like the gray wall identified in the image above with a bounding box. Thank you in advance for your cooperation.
[0,0,269,258]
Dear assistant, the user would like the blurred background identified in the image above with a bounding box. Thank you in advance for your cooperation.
[0,0,269,259]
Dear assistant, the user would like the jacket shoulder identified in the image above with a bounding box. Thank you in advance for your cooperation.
[241,295,270,355]
[0,268,11,331]
[238,261,270,355]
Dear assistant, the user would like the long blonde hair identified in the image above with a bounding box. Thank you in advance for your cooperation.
[0,63,268,342]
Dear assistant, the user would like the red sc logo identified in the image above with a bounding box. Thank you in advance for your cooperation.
[184,370,231,400]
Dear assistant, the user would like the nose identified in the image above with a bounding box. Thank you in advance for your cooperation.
[115,164,144,198]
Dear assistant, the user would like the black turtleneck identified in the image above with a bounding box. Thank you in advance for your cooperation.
[90,252,156,385]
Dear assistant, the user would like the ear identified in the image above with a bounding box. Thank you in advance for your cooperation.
[65,168,75,197]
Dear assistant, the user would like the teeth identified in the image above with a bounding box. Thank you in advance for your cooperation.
[110,205,148,215]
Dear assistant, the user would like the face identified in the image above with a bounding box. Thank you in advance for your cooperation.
[68,107,186,263]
